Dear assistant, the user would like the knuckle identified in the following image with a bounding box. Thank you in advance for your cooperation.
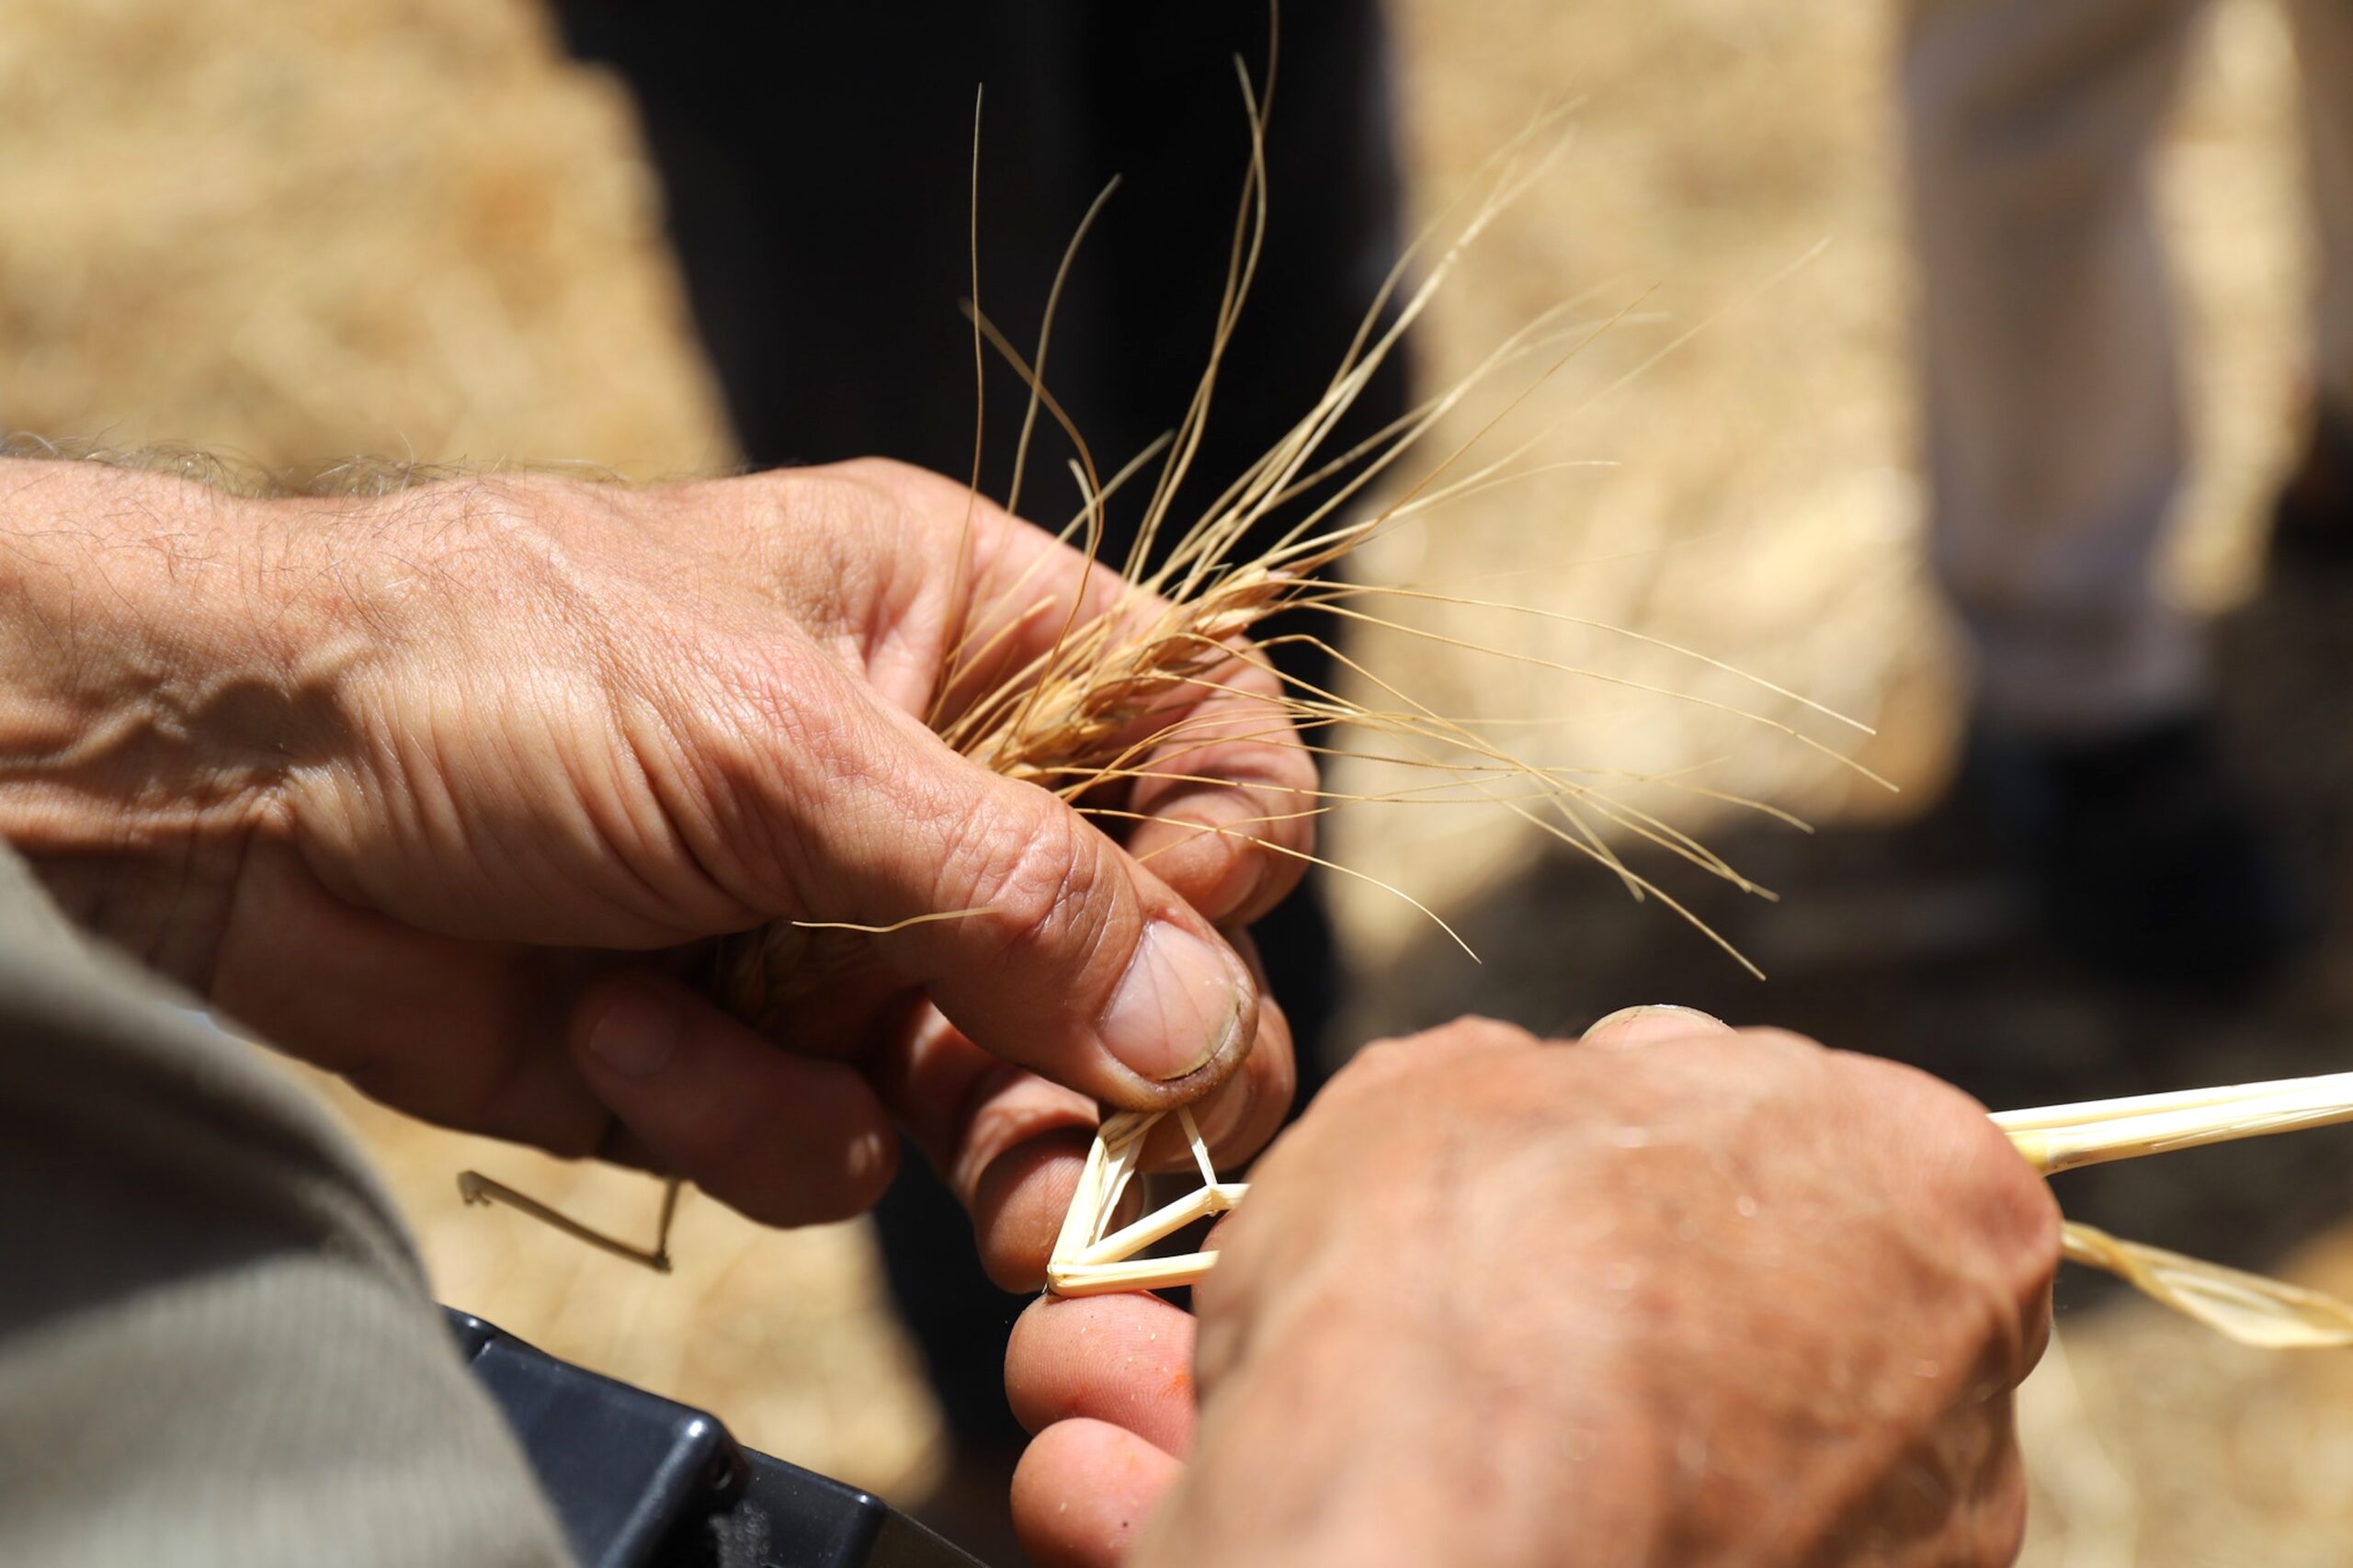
[1347,1017,1537,1079]
[1818,1051,2061,1277]
[1985,1153,2063,1280]
[709,1103,896,1230]
[684,648,870,907]
[1346,1037,1420,1079]
[1436,1015,1543,1052]
[1979,1451,2031,1564]
[835,1127,901,1216]
[1726,1025,1832,1063]
[833,456,990,548]
[675,1084,777,1194]
[941,790,1111,979]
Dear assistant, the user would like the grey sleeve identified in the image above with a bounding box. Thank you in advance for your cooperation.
[0,846,573,1568]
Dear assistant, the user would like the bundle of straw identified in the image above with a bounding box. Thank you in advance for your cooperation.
[1041,1071,2353,1347]
[473,40,2353,1358]
[711,58,1863,1032]
[1995,1073,2353,1346]
[468,57,1854,1284]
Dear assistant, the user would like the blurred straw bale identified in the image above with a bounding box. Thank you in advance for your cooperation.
[0,0,733,476]
[1334,0,2305,961]
[1333,0,1940,960]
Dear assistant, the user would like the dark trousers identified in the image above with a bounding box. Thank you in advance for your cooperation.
[563,0,1409,1449]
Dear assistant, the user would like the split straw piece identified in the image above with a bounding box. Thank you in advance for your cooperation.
[1992,1069,2353,1131]
[1048,1108,1233,1297]
[1067,1182,1249,1268]
[1995,1070,2353,1175]
[2061,1221,2353,1349]
[1048,1071,2353,1332]
[1994,1072,2353,1346]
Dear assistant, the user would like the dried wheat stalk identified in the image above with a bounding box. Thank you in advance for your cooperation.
[470,52,1975,1331]
[470,68,1823,1257]
[1046,1071,2353,1348]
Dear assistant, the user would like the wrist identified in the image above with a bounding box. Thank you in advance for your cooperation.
[0,459,323,840]
[0,458,372,975]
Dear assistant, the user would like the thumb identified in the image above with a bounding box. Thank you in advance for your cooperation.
[1580,1004,1732,1049]
[808,705,1260,1111]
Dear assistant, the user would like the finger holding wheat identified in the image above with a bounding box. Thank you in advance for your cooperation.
[0,387,1334,1227]
[394,38,2353,1353]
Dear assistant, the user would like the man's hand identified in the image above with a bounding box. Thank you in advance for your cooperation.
[1006,1010,2060,1567]
[0,455,1305,1278]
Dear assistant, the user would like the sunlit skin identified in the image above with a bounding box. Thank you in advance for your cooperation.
[0,452,2062,1568]
[1006,1009,2061,1568]
[0,453,1306,1274]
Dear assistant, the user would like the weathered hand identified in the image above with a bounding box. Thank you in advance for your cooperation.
[0,455,1304,1268]
[1006,1010,2058,1567]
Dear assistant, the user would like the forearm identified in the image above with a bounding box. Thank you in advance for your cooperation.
[0,459,305,832]
[0,458,363,974]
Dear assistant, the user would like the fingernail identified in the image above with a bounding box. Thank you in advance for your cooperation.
[1583,1004,1728,1048]
[1100,921,1247,1082]
[587,989,683,1079]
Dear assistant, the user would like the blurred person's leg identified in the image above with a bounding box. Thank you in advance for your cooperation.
[1904,0,2204,733]
[0,846,565,1568]
[2288,0,2353,421]
[1902,0,2311,984]
[2274,0,2353,549]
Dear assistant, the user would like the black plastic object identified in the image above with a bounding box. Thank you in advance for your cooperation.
[446,1309,990,1568]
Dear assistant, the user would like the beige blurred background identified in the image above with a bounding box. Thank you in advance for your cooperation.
[3,0,2341,1561]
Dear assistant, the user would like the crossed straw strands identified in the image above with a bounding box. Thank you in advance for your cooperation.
[1049,1070,2353,1351]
